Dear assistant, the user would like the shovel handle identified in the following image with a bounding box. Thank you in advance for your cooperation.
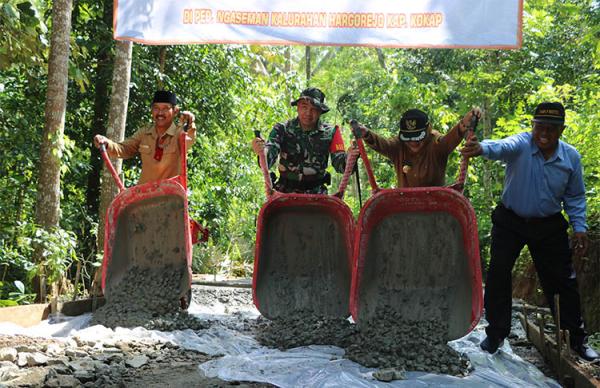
[334,130,359,199]
[254,130,273,198]
[99,143,125,192]
[451,114,479,193]
[350,120,379,193]
[179,130,188,190]
[178,120,192,190]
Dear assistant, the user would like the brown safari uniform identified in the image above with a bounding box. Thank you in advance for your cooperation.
[104,122,196,184]
[363,124,463,187]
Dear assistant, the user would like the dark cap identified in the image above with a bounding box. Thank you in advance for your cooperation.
[533,102,565,125]
[399,109,429,142]
[291,87,330,113]
[152,90,177,106]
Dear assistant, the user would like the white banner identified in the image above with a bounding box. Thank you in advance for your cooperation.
[114,0,522,49]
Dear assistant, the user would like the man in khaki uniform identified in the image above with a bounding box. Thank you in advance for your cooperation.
[355,108,480,187]
[94,90,196,184]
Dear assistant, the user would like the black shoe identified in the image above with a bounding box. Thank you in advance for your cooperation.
[572,343,599,361]
[480,336,504,354]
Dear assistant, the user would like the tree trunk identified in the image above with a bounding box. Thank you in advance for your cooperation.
[158,47,167,89]
[305,46,311,84]
[375,48,387,71]
[97,40,133,251]
[84,0,114,268]
[92,40,133,295]
[33,0,73,302]
[573,234,600,332]
[285,46,291,73]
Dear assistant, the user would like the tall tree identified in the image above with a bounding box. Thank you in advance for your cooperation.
[98,41,133,250]
[84,0,116,263]
[92,40,133,295]
[305,46,311,84]
[33,0,73,301]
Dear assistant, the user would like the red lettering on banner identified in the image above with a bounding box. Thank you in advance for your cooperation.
[271,12,327,27]
[328,13,384,28]
[194,9,213,24]
[410,13,443,28]
[183,9,193,24]
[183,9,213,24]
[216,10,269,26]
[386,13,407,28]
[185,9,445,30]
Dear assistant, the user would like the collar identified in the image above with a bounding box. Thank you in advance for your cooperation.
[144,122,177,138]
[530,135,563,162]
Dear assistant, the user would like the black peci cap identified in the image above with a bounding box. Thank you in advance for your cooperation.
[399,109,429,142]
[152,90,177,106]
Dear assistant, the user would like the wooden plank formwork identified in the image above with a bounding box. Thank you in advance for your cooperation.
[518,312,600,388]
[0,297,105,328]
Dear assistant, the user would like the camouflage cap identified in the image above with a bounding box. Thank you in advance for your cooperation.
[291,87,330,113]
[399,109,429,142]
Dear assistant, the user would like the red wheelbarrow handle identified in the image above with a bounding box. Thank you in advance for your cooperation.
[350,120,379,193]
[254,130,274,198]
[334,127,360,199]
[99,143,126,192]
[449,114,479,194]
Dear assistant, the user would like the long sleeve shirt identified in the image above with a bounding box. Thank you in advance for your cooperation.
[105,122,196,184]
[481,132,587,232]
[265,118,347,181]
[363,123,463,188]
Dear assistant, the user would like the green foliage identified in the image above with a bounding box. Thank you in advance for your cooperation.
[0,0,48,70]
[0,280,36,305]
[1,0,599,298]
[31,227,78,285]
[589,332,600,352]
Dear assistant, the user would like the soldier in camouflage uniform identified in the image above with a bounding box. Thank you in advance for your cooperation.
[252,88,354,194]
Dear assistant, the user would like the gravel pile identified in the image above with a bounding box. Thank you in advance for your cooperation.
[346,310,470,376]
[0,336,211,387]
[256,309,471,379]
[91,265,207,331]
[192,285,254,310]
[255,311,357,349]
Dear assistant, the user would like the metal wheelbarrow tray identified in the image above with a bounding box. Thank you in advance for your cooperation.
[350,187,483,340]
[347,119,483,340]
[251,128,360,319]
[101,179,193,302]
[252,193,355,319]
[99,131,197,306]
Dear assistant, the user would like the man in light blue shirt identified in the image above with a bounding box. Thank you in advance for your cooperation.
[461,102,597,361]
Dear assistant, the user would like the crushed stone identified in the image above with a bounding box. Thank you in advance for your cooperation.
[254,310,357,349]
[91,265,207,331]
[347,310,470,376]
[255,309,471,378]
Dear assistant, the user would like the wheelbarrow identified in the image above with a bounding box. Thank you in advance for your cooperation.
[348,120,483,340]
[252,128,359,319]
[99,127,207,309]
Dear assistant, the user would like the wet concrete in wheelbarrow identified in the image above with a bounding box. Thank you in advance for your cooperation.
[254,208,352,319]
[95,194,204,331]
[358,212,473,340]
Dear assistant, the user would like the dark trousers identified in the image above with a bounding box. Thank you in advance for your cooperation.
[484,204,587,345]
